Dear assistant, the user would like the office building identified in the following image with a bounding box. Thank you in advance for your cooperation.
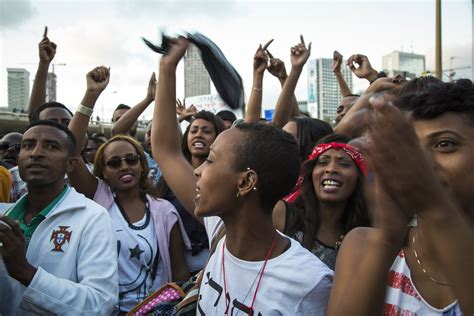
[382,51,426,79]
[7,68,30,111]
[46,72,57,102]
[307,59,353,122]
[184,44,211,98]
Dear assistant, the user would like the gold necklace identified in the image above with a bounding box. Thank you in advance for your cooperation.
[412,229,450,286]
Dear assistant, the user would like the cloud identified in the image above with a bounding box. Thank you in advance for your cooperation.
[112,0,244,20]
[0,0,37,28]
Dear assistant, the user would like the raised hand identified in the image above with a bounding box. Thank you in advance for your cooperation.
[332,50,343,73]
[176,99,197,122]
[38,26,56,64]
[146,72,157,102]
[290,35,311,68]
[347,54,378,81]
[86,66,110,95]
[160,37,189,69]
[253,39,273,75]
[366,94,442,213]
[267,51,288,80]
[176,98,186,116]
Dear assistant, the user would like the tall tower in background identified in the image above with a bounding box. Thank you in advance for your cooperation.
[7,68,30,111]
[307,58,353,123]
[46,72,57,102]
[184,44,211,98]
[382,51,426,79]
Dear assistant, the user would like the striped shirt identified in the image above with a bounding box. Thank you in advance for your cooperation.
[384,251,462,316]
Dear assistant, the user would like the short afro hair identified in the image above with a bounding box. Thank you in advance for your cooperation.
[25,120,77,156]
[233,123,300,211]
[216,110,237,123]
[29,102,73,122]
[396,80,474,123]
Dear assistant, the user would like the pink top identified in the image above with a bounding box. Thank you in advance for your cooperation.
[93,178,191,283]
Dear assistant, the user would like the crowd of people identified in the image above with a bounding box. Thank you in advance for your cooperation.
[0,27,472,316]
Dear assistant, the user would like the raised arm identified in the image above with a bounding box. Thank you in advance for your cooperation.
[267,50,299,118]
[67,67,110,199]
[152,37,203,224]
[245,40,272,123]
[28,26,56,117]
[332,50,352,97]
[272,35,311,127]
[111,72,156,136]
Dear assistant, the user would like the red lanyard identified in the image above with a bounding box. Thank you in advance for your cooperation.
[221,231,278,316]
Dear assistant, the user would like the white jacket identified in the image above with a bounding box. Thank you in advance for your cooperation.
[0,187,118,315]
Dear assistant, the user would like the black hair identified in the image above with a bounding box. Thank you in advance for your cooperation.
[290,117,334,162]
[25,120,77,156]
[88,136,106,145]
[233,123,300,211]
[112,104,131,122]
[397,80,474,123]
[394,76,443,97]
[286,133,371,250]
[114,104,131,111]
[182,111,226,161]
[29,102,73,122]
[216,110,237,123]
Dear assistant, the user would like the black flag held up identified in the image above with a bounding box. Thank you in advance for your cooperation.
[142,32,245,110]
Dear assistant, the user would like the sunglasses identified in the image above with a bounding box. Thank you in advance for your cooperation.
[105,154,140,169]
[0,142,21,152]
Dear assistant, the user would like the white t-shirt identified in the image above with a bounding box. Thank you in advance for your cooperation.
[198,216,334,315]
[109,202,164,312]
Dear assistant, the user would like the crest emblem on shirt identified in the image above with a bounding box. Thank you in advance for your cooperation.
[50,226,72,252]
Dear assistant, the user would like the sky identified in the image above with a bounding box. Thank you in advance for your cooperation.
[0,0,472,121]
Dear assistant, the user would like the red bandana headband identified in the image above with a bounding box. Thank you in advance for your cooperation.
[308,142,367,176]
[283,142,367,203]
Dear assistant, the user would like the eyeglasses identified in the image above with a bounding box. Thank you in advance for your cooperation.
[0,142,21,152]
[105,154,140,169]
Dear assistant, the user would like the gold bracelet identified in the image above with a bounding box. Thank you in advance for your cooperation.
[252,87,262,92]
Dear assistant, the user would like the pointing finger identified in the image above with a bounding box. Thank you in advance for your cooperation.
[262,39,274,51]
[300,35,305,46]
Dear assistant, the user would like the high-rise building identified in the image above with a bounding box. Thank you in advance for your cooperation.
[7,68,30,111]
[382,51,426,79]
[46,72,57,102]
[184,44,211,98]
[307,59,353,122]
